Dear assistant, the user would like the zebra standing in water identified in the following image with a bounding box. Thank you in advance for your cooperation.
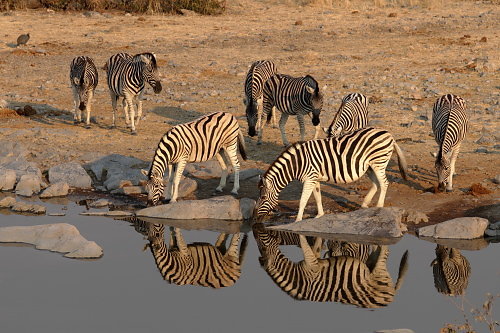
[259,74,323,146]
[253,127,408,222]
[69,56,98,128]
[432,94,468,192]
[431,245,471,296]
[243,60,278,137]
[104,52,162,135]
[253,225,409,307]
[325,93,369,138]
[141,112,247,205]
[144,223,248,288]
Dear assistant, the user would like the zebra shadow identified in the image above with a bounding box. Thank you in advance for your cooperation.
[149,106,205,126]
[253,225,409,307]
[127,217,248,289]
[4,101,74,126]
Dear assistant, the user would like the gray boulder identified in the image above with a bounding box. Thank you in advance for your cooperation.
[240,197,256,220]
[39,182,69,198]
[485,221,500,237]
[418,217,489,239]
[15,174,41,196]
[136,196,244,220]
[269,207,428,237]
[0,169,17,190]
[49,162,92,188]
[0,223,102,259]
[229,168,263,182]
[184,160,222,179]
[0,141,42,181]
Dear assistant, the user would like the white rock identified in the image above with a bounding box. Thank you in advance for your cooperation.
[89,199,111,208]
[418,217,490,239]
[0,169,17,191]
[0,223,102,258]
[49,162,92,188]
[15,174,41,196]
[39,182,70,198]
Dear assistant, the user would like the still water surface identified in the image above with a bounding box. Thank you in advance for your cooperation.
[0,199,498,333]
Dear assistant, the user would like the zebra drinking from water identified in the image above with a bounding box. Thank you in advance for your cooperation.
[70,56,98,128]
[243,60,278,137]
[104,52,162,135]
[259,74,323,146]
[325,93,369,138]
[432,94,468,192]
[253,225,409,307]
[141,112,247,206]
[253,127,407,222]
[431,245,471,296]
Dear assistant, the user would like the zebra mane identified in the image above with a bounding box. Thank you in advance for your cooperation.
[134,52,158,69]
[304,75,319,95]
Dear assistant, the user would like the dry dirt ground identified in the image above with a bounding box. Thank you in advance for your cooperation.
[0,0,498,223]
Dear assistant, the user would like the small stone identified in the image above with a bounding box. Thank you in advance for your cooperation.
[294,20,303,25]
[240,198,256,220]
[388,12,397,17]
[0,169,17,191]
[15,174,41,197]
[0,196,16,208]
[479,36,487,42]
[111,186,143,195]
[11,201,46,214]
[418,217,489,239]
[104,211,132,217]
[39,182,70,198]
[485,229,500,237]
[89,199,111,208]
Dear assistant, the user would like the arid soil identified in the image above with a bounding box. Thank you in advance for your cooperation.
[0,0,498,222]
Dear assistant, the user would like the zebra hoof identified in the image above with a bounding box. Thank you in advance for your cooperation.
[446,188,453,193]
[161,198,171,204]
[257,141,262,146]
[131,130,137,135]
[84,125,91,129]
[109,125,116,129]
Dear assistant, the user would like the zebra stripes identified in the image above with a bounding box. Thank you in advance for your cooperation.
[326,241,375,263]
[326,93,369,138]
[145,223,247,288]
[432,94,468,191]
[104,52,162,134]
[244,60,278,137]
[70,56,98,128]
[253,127,408,222]
[259,74,323,146]
[253,225,409,307]
[141,112,247,205]
[431,245,471,296]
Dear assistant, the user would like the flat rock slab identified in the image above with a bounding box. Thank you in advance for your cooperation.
[49,162,92,188]
[136,195,245,220]
[269,207,428,238]
[418,217,489,239]
[11,201,46,214]
[0,223,102,259]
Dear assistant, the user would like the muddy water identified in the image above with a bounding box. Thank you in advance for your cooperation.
[0,199,498,333]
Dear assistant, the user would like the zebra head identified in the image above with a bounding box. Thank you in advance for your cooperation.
[305,77,323,126]
[434,151,452,191]
[73,76,90,111]
[141,169,165,206]
[244,97,258,137]
[253,176,279,223]
[139,53,162,94]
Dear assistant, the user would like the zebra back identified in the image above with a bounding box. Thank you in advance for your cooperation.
[327,93,369,137]
[432,94,468,155]
[431,245,471,296]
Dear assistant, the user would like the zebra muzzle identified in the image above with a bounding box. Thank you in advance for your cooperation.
[248,126,256,137]
[153,82,162,94]
[79,102,85,111]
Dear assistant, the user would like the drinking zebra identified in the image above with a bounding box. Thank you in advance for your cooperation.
[432,94,468,192]
[243,60,278,137]
[259,74,323,146]
[104,52,162,135]
[431,245,471,296]
[326,240,375,263]
[253,225,409,307]
[325,93,369,138]
[145,223,247,288]
[141,112,247,206]
[69,56,98,128]
[253,127,407,222]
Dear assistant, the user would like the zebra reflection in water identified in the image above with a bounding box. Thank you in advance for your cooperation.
[431,245,471,296]
[132,219,248,288]
[253,225,409,308]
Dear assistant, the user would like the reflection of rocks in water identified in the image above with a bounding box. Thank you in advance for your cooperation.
[131,217,247,288]
[431,245,471,296]
[253,225,409,308]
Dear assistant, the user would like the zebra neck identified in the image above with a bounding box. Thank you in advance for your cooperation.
[265,153,299,195]
[149,139,174,179]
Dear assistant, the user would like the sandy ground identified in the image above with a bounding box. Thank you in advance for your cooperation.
[0,0,498,223]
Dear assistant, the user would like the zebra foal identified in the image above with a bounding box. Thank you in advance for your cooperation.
[259,74,323,146]
[104,52,162,134]
[70,56,98,128]
[432,94,468,192]
[141,112,247,206]
[243,60,278,137]
[325,93,369,137]
[253,127,407,222]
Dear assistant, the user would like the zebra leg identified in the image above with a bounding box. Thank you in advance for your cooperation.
[174,227,189,256]
[312,237,324,258]
[110,92,118,128]
[135,98,143,126]
[164,164,175,202]
[361,168,379,208]
[225,145,241,195]
[226,233,241,259]
[84,90,93,129]
[256,97,263,130]
[72,86,81,124]
[313,124,321,140]
[297,179,316,221]
[125,94,137,135]
[297,114,305,142]
[448,145,461,191]
[373,166,389,207]
[312,182,324,218]
[122,98,131,128]
[215,152,228,193]
[299,235,320,271]
[215,233,228,250]
[271,106,277,129]
[171,160,187,203]
[279,113,290,146]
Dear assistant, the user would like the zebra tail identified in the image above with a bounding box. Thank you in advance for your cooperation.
[393,142,408,181]
[395,250,409,291]
[238,129,248,160]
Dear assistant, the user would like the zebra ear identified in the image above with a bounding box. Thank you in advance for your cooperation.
[73,77,80,85]
[305,86,315,94]
[322,127,329,134]
[141,169,149,177]
[430,152,437,158]
[243,97,248,105]
[140,55,151,64]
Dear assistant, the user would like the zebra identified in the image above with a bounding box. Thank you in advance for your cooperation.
[253,225,409,307]
[243,60,278,137]
[141,112,247,206]
[326,240,376,263]
[431,245,471,296]
[69,56,98,128]
[431,94,468,192]
[253,127,408,222]
[104,52,162,135]
[325,93,369,138]
[259,74,323,146]
[144,223,248,288]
